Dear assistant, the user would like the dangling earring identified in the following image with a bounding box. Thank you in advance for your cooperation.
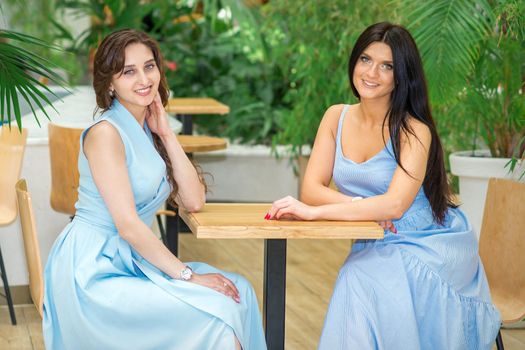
[109,89,115,98]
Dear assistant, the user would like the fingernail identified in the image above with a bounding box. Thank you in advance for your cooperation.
[264,213,269,220]
[393,228,397,234]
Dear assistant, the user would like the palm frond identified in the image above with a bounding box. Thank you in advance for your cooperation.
[0,29,70,129]
[402,0,494,105]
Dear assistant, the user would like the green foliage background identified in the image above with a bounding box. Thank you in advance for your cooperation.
[262,0,400,153]
[3,0,523,163]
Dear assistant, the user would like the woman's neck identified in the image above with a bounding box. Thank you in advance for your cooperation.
[117,99,147,127]
[357,98,390,127]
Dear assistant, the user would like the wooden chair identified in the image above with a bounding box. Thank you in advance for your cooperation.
[15,179,43,318]
[0,126,28,325]
[48,123,83,216]
[479,178,525,350]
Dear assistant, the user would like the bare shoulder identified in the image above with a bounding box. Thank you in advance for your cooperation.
[404,117,432,147]
[84,121,124,156]
[320,104,348,133]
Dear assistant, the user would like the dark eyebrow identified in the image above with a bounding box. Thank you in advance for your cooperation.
[361,52,393,65]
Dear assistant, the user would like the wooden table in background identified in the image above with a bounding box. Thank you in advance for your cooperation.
[167,98,230,135]
[177,135,227,153]
[179,203,384,350]
[165,98,230,256]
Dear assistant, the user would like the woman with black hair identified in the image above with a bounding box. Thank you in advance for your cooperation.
[267,22,500,349]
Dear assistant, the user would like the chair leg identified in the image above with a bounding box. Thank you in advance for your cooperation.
[0,246,17,325]
[495,329,504,350]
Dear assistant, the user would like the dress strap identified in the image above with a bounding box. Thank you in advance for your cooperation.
[335,105,350,157]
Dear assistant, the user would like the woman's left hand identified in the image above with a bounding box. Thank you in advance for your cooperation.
[267,195,318,221]
[146,93,173,138]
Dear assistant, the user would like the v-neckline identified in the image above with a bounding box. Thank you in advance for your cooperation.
[338,106,391,165]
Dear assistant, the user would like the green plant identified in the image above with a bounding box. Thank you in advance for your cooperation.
[51,0,281,144]
[3,0,83,84]
[402,0,525,167]
[0,29,69,129]
[262,0,400,154]
[153,2,287,145]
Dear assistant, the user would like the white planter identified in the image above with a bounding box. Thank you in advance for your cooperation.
[449,150,525,239]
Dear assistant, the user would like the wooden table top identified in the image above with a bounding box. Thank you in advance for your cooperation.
[177,135,227,153]
[167,98,230,115]
[179,203,384,239]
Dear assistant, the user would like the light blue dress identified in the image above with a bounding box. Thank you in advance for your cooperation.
[43,99,267,350]
[318,105,501,350]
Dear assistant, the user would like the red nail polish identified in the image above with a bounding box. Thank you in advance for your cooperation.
[264,213,269,220]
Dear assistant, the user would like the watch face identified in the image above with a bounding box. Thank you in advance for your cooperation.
[181,267,192,280]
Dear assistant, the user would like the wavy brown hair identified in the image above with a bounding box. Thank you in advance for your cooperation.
[92,28,206,206]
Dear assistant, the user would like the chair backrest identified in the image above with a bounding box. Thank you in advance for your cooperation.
[0,126,28,226]
[479,177,525,324]
[15,179,43,318]
[48,123,84,216]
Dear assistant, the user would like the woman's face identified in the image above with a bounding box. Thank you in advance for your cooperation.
[110,43,161,117]
[352,41,395,101]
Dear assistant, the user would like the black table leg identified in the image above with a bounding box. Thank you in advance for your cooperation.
[264,239,287,350]
[177,114,193,135]
[165,202,179,256]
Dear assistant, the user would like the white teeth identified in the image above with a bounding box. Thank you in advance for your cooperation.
[363,80,379,87]
[136,86,151,93]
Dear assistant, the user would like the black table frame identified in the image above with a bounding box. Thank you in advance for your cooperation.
[264,239,287,350]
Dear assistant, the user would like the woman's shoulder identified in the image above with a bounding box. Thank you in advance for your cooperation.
[402,116,432,146]
[322,103,355,123]
[83,120,122,148]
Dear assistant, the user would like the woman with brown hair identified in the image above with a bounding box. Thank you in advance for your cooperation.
[43,29,266,350]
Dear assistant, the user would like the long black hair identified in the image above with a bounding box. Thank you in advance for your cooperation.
[348,22,456,223]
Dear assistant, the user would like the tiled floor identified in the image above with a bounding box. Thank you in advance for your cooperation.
[1,235,524,349]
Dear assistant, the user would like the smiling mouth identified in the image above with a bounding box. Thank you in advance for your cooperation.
[135,85,152,95]
[362,80,379,88]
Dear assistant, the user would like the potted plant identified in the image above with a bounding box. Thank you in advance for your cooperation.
[403,0,525,235]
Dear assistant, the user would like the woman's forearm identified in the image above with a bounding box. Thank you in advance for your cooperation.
[119,217,186,279]
[160,132,205,211]
[301,181,354,206]
[314,193,405,221]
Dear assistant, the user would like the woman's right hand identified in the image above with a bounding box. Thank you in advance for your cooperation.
[378,220,397,234]
[190,273,240,303]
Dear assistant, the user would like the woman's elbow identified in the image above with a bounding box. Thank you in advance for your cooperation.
[185,196,205,213]
[300,180,321,204]
[389,199,407,220]
[186,202,203,213]
[116,217,142,241]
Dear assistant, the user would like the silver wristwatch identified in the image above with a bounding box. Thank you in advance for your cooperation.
[180,266,193,281]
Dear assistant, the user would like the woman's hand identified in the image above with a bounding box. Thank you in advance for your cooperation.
[145,93,173,138]
[267,195,318,221]
[190,273,240,303]
[377,220,397,234]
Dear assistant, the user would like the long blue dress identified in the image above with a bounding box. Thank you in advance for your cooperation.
[43,99,267,350]
[317,105,501,350]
